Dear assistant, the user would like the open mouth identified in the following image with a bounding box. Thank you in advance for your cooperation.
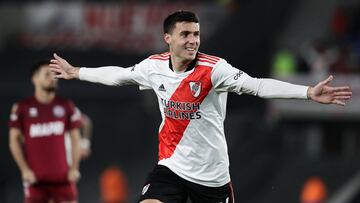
[186,47,196,53]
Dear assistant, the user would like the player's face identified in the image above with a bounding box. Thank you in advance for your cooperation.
[165,22,200,62]
[32,65,58,92]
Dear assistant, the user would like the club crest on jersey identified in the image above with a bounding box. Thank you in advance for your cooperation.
[189,81,201,97]
[29,107,38,117]
[53,105,65,118]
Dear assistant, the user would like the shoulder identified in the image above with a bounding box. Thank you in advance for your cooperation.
[139,52,169,73]
[10,97,33,117]
[197,52,225,68]
[198,52,222,61]
[10,103,19,114]
[13,97,33,108]
[148,52,170,61]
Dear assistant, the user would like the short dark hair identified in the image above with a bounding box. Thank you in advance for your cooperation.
[31,59,50,76]
[163,11,199,34]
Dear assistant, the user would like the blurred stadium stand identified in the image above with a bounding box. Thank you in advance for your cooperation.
[1,1,360,203]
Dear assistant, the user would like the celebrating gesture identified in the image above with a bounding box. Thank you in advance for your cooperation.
[49,10,352,203]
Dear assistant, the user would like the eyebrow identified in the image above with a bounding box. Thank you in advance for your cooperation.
[180,31,200,35]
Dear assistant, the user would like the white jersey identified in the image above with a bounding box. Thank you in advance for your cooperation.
[79,52,308,187]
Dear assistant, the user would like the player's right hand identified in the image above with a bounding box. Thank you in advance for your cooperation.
[21,169,37,185]
[50,53,80,80]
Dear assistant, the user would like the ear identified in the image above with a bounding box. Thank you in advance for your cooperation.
[31,74,37,85]
[164,33,171,45]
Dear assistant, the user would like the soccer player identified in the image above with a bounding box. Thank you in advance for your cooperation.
[50,11,352,203]
[8,60,82,203]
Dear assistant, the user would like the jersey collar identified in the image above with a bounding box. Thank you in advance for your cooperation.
[169,52,198,73]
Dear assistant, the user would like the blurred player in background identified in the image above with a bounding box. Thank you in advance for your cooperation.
[50,11,352,203]
[8,60,82,203]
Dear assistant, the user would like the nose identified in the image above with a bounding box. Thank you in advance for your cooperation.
[188,34,198,44]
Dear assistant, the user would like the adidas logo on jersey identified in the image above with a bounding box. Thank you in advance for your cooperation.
[158,84,166,92]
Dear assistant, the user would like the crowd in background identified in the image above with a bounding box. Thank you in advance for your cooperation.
[272,2,360,77]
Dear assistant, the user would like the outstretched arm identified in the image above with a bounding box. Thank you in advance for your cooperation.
[307,75,352,106]
[50,53,80,80]
[242,75,352,106]
[50,53,150,87]
[212,60,352,106]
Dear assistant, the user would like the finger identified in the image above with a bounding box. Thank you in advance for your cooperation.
[53,53,64,62]
[325,86,351,94]
[334,91,352,96]
[49,67,61,74]
[49,63,60,68]
[332,100,345,106]
[53,74,64,79]
[50,59,60,65]
[322,75,333,85]
[334,96,351,100]
[50,69,63,79]
[332,86,351,92]
[49,64,63,71]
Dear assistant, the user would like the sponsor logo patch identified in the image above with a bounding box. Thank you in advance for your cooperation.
[29,121,65,138]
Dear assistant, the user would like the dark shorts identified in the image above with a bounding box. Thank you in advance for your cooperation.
[23,182,77,203]
[139,165,234,203]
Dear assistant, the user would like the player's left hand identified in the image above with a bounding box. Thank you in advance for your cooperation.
[308,75,352,106]
[68,168,81,183]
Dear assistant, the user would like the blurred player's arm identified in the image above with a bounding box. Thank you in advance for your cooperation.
[79,113,93,160]
[9,127,37,184]
[68,128,81,183]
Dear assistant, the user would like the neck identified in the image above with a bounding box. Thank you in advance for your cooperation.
[34,89,55,104]
[171,56,192,73]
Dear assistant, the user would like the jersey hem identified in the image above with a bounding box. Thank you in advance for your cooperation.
[158,162,231,187]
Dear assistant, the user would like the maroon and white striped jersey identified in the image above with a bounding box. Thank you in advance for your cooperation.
[79,52,308,187]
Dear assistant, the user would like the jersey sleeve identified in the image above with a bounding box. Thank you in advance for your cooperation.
[211,60,251,94]
[79,58,151,90]
[212,60,308,99]
[8,103,23,130]
[241,77,309,99]
[67,101,83,130]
